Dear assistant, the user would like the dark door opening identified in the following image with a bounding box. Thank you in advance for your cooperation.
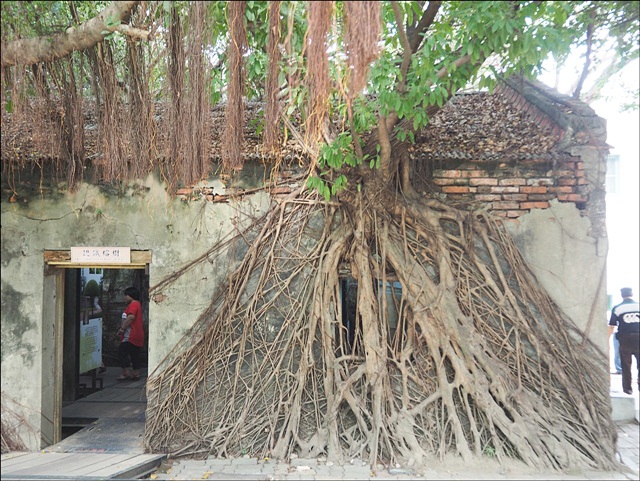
[60,267,150,440]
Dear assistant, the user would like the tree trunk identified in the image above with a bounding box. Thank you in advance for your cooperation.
[1,1,139,67]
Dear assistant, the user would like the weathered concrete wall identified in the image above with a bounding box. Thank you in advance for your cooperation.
[506,200,609,354]
[1,175,271,450]
[1,176,607,451]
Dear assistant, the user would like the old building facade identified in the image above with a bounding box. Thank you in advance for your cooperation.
[1,77,610,450]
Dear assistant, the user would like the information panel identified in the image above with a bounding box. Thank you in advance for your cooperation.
[80,317,103,374]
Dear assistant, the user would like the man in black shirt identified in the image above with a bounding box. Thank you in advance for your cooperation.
[609,287,640,395]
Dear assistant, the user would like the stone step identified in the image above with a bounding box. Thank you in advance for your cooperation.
[611,392,638,422]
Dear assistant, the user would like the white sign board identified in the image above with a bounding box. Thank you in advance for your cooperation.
[71,246,131,264]
[80,317,102,373]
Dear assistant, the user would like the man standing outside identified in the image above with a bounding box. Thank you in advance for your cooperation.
[609,287,640,395]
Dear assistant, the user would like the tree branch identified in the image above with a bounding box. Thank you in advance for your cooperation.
[115,23,151,42]
[581,54,635,104]
[1,1,142,67]
[408,1,441,54]
[572,8,595,99]
[391,2,412,94]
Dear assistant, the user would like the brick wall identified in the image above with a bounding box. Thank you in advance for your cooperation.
[432,157,589,218]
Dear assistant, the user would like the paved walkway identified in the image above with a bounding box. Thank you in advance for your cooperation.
[2,370,637,480]
[148,421,639,480]
[149,371,640,481]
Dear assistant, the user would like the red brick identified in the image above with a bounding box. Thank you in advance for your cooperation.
[492,201,520,210]
[526,178,554,186]
[502,194,529,201]
[435,170,461,178]
[521,186,548,194]
[176,188,192,195]
[506,210,524,218]
[491,186,520,194]
[575,170,586,177]
[528,194,553,201]
[476,194,502,201]
[470,178,498,186]
[520,201,550,209]
[499,178,526,186]
[558,194,587,202]
[433,178,454,185]
[549,186,574,194]
[442,186,470,194]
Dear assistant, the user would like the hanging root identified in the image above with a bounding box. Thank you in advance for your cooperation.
[145,190,616,472]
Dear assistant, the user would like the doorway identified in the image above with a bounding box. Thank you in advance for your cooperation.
[61,267,150,440]
[42,250,151,447]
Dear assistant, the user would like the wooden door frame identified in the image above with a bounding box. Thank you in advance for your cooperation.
[43,250,151,446]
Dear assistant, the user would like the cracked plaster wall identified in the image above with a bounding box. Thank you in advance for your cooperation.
[1,175,271,450]
[1,175,607,451]
[506,200,609,355]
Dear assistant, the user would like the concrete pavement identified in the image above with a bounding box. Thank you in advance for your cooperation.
[147,417,639,481]
[148,371,640,481]
[3,370,637,480]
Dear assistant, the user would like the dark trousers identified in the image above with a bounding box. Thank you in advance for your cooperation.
[617,332,640,393]
[118,341,141,370]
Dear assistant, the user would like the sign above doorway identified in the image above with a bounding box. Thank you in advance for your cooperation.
[71,247,131,264]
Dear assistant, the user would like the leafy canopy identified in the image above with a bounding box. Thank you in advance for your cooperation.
[1,1,637,196]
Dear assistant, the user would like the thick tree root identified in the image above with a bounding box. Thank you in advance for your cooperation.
[145,190,617,472]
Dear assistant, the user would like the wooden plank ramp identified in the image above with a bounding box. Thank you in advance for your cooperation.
[1,451,165,479]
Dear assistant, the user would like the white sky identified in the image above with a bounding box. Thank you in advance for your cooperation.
[540,59,640,305]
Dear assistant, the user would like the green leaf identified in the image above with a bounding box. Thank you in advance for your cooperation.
[322,184,330,202]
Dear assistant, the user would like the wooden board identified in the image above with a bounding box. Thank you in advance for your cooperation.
[1,452,165,479]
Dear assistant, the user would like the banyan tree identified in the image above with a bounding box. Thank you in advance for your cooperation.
[2,0,638,473]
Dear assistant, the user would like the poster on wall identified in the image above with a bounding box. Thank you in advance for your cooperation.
[80,318,102,373]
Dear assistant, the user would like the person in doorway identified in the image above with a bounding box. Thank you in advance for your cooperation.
[117,286,145,381]
[608,287,640,395]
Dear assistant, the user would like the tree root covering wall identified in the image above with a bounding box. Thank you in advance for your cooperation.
[145,188,616,472]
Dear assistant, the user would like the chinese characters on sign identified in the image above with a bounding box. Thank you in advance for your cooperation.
[71,247,131,264]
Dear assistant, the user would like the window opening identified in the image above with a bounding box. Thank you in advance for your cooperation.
[606,154,620,194]
[378,280,405,353]
[339,278,360,355]
[338,277,407,356]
